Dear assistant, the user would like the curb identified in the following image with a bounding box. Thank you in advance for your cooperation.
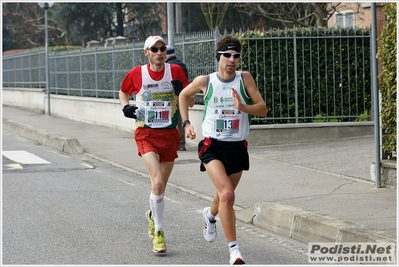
[3,119,84,155]
[236,203,396,244]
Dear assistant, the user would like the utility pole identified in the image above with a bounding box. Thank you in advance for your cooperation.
[167,3,175,47]
[175,3,183,33]
[371,2,381,188]
[38,2,54,116]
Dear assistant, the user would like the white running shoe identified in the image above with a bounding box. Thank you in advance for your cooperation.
[229,246,245,265]
[202,207,217,242]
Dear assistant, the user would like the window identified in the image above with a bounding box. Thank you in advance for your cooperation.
[335,10,355,27]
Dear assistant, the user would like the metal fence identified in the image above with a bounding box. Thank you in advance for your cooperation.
[2,27,372,123]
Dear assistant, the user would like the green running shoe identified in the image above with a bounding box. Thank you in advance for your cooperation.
[146,210,155,240]
[152,230,167,254]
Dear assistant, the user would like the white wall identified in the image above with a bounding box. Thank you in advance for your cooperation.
[2,87,45,112]
[2,87,374,146]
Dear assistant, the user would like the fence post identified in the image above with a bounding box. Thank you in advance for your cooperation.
[182,32,186,71]
[29,50,32,88]
[13,53,16,87]
[79,48,83,97]
[95,47,99,98]
[293,26,299,123]
[112,45,116,99]
[131,40,136,67]
[53,52,58,95]
[214,27,219,72]
[66,50,70,96]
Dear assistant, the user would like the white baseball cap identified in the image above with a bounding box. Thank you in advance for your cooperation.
[144,35,166,50]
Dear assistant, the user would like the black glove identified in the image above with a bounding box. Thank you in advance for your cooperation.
[122,104,138,119]
[171,80,183,96]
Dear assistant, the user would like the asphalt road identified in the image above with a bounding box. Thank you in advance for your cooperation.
[3,132,309,265]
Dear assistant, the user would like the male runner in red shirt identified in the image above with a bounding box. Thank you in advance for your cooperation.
[119,35,193,254]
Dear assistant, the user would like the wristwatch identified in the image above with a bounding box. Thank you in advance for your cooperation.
[181,120,191,128]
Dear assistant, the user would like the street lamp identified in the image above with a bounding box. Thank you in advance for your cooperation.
[38,2,54,116]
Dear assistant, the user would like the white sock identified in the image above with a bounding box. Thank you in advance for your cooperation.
[206,207,216,221]
[150,192,165,232]
[229,241,238,250]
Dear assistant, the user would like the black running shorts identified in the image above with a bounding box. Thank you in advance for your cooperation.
[198,137,249,176]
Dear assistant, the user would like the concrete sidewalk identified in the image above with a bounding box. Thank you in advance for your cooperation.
[2,106,396,244]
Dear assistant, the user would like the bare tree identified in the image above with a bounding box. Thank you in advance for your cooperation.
[123,3,163,38]
[56,3,118,46]
[2,2,165,50]
[200,3,230,30]
[233,2,357,28]
[2,2,67,50]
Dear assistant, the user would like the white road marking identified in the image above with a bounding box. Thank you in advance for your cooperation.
[5,164,23,170]
[117,179,136,187]
[2,150,51,164]
[81,163,94,169]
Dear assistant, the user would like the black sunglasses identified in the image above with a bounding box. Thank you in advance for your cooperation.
[149,46,166,53]
[218,51,241,59]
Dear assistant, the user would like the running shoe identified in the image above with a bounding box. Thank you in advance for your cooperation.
[202,207,217,242]
[146,210,155,240]
[153,230,167,254]
[229,246,245,265]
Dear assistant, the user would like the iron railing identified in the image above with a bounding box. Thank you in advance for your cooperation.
[2,27,372,123]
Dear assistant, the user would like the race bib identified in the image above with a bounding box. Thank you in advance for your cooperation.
[214,109,242,137]
[144,101,172,128]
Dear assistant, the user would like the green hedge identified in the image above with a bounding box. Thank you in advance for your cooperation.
[377,3,397,158]
[237,27,371,123]
[49,45,81,52]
